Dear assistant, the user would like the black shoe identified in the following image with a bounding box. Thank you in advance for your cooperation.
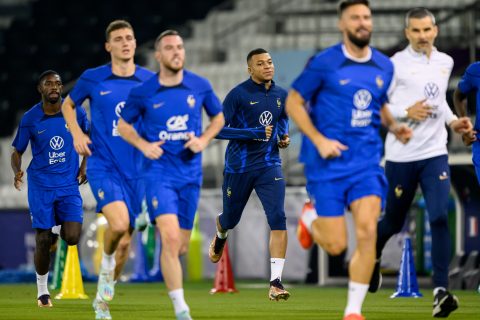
[368,259,382,293]
[37,294,52,307]
[433,290,459,317]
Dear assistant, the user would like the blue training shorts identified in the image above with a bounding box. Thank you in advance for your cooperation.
[220,165,286,230]
[145,178,200,230]
[306,166,387,217]
[28,186,83,229]
[88,172,144,228]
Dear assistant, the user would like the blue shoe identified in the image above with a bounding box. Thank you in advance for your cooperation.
[97,269,115,302]
[93,298,112,320]
[176,310,193,320]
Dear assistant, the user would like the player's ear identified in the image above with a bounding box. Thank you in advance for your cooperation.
[37,84,42,95]
[247,66,252,75]
[105,41,111,53]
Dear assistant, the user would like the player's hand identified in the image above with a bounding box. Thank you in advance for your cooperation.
[315,137,348,159]
[14,170,24,191]
[462,130,477,146]
[278,134,290,149]
[406,99,432,121]
[450,117,473,134]
[141,140,165,159]
[77,168,87,185]
[73,132,92,156]
[184,133,208,153]
[391,123,412,144]
[265,125,273,140]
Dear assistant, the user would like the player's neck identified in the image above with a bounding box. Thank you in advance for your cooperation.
[42,100,61,115]
[110,58,136,77]
[343,40,370,60]
[251,77,272,90]
[158,66,183,87]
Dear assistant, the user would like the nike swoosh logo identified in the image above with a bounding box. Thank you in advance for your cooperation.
[37,130,46,134]
[339,79,351,85]
[275,177,283,181]
[100,91,112,96]
[250,101,259,105]
[153,102,165,109]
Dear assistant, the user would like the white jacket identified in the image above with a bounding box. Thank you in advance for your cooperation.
[385,45,457,162]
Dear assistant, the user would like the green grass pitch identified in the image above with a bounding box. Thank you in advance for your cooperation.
[0,281,479,319]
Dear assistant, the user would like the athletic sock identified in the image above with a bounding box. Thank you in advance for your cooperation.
[168,288,189,314]
[344,281,368,316]
[270,258,285,282]
[36,272,49,298]
[101,251,116,271]
[216,216,228,239]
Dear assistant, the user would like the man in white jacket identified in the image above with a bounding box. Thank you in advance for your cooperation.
[368,7,471,318]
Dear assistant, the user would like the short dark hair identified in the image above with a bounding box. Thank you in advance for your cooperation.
[246,48,268,64]
[154,29,180,50]
[105,20,133,41]
[405,7,436,27]
[338,0,370,16]
[38,70,60,85]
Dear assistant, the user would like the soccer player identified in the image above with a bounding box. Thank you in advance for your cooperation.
[369,8,469,317]
[61,20,154,319]
[286,1,412,319]
[11,70,89,307]
[207,48,291,301]
[117,30,224,320]
[454,63,480,158]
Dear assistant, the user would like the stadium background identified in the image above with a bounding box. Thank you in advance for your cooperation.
[0,0,479,318]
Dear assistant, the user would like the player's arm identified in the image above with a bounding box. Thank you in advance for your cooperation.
[285,89,347,159]
[442,100,472,134]
[61,95,92,156]
[277,102,290,148]
[11,148,24,191]
[216,126,272,140]
[380,104,412,144]
[77,156,88,185]
[117,119,164,160]
[453,88,468,117]
[185,112,225,153]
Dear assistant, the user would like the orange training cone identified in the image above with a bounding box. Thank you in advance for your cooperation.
[210,243,237,294]
[55,245,88,299]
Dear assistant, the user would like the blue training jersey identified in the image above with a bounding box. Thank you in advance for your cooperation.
[68,64,155,179]
[12,102,89,189]
[121,70,223,184]
[457,62,480,166]
[216,78,288,173]
[291,43,393,182]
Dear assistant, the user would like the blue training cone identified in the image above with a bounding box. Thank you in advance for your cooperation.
[391,237,423,298]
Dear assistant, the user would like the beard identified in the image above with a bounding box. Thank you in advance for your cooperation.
[46,94,60,104]
[347,29,371,48]
[162,57,184,74]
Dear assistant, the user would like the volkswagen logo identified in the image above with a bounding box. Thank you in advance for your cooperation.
[115,101,126,118]
[259,111,273,126]
[424,82,439,100]
[353,89,372,110]
[49,136,64,150]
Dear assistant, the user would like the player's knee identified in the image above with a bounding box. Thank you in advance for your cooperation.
[356,221,377,244]
[267,214,286,231]
[161,232,181,254]
[63,233,80,246]
[323,240,347,256]
[109,221,129,236]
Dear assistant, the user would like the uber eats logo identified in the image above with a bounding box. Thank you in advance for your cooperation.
[49,136,66,165]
